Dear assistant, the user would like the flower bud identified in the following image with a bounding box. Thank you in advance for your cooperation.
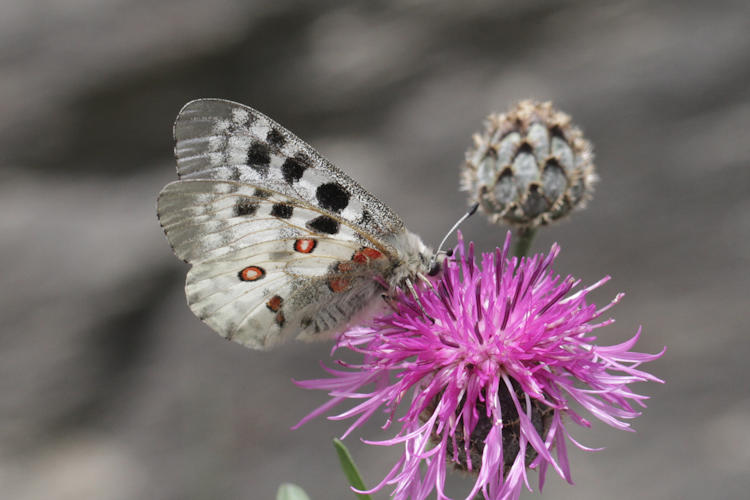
[461,100,596,227]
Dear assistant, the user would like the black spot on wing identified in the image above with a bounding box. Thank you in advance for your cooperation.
[266,128,286,147]
[358,209,373,226]
[253,188,272,199]
[235,198,259,216]
[271,203,294,219]
[247,142,271,176]
[306,215,339,234]
[281,154,310,184]
[316,182,350,213]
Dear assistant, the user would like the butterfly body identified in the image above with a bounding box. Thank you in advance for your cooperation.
[158,99,433,349]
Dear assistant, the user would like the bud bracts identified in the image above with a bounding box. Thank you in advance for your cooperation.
[461,100,596,226]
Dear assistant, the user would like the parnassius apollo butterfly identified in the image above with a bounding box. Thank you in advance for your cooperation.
[158,99,438,349]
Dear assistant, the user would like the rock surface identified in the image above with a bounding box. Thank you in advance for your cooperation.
[2,1,748,499]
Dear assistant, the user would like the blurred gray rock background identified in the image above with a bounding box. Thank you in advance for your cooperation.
[1,0,748,498]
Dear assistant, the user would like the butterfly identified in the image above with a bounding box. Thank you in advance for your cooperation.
[157,99,439,349]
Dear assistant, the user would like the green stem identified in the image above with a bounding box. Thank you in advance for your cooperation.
[512,226,537,258]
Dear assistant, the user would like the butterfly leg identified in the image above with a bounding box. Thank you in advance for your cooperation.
[417,272,439,296]
[405,278,435,323]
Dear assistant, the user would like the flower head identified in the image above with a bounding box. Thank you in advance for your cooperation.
[295,233,664,500]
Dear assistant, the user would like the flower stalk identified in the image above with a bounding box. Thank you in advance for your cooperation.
[511,226,537,258]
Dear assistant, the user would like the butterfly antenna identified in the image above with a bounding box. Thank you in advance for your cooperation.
[429,202,479,272]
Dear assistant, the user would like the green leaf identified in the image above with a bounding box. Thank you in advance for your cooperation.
[276,483,311,500]
[332,438,373,500]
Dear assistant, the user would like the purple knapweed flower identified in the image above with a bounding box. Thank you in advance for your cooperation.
[294,232,664,500]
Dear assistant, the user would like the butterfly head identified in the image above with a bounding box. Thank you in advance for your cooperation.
[427,254,445,276]
[386,230,437,287]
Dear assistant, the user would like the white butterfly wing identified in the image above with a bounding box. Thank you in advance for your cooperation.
[158,99,420,349]
[172,98,405,237]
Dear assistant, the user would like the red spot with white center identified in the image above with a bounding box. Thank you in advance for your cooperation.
[239,266,265,281]
[294,238,317,253]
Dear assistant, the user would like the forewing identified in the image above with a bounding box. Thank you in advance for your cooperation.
[173,98,405,239]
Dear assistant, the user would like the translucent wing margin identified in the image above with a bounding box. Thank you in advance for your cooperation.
[173,98,405,239]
